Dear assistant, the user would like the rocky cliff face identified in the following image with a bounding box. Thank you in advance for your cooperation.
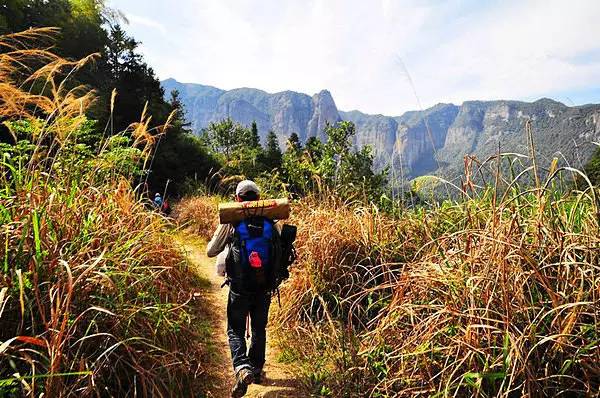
[435,99,600,177]
[162,78,600,180]
[307,90,342,141]
[268,91,314,145]
[162,79,337,148]
[340,110,398,169]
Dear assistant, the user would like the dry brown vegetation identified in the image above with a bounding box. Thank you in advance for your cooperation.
[174,195,219,240]
[271,182,599,397]
[177,173,600,397]
[0,29,212,396]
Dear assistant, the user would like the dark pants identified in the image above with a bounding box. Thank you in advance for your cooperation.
[227,288,271,373]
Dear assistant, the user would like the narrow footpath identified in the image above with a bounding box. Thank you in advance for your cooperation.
[178,235,300,398]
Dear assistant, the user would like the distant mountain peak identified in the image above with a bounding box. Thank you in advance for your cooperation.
[534,97,565,106]
[315,88,333,96]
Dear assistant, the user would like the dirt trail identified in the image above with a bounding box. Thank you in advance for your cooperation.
[178,236,299,398]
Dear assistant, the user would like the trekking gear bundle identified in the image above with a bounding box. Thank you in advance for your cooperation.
[218,198,290,224]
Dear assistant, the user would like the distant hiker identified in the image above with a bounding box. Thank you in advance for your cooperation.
[207,180,296,398]
[153,193,163,209]
[161,198,171,215]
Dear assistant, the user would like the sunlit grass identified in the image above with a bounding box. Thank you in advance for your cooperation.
[265,169,599,397]
[0,29,212,397]
[174,195,220,241]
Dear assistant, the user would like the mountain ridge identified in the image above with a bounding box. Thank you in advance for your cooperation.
[162,78,585,119]
[161,78,600,180]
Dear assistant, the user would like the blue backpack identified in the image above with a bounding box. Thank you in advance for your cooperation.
[226,217,280,292]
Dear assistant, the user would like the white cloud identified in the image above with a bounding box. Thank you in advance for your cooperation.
[126,13,167,36]
[108,0,600,115]
[410,0,600,107]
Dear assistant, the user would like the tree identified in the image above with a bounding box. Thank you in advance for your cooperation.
[147,91,218,196]
[282,132,314,194]
[168,90,191,132]
[286,132,301,154]
[1,1,104,54]
[0,0,26,33]
[104,24,137,80]
[320,121,386,201]
[319,121,355,182]
[263,131,282,171]
[279,122,386,201]
[583,146,600,186]
[0,4,220,196]
[248,121,261,149]
[305,136,324,165]
[203,118,244,161]
[103,24,170,134]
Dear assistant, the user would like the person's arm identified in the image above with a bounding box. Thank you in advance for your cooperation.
[206,224,233,257]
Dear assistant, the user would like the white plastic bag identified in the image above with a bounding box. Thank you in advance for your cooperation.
[215,247,228,277]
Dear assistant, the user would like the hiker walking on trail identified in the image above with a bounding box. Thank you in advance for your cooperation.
[206,180,294,398]
[153,192,163,209]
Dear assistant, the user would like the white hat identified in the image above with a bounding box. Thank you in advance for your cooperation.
[235,180,260,196]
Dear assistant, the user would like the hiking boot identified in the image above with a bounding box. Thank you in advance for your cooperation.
[231,368,254,398]
[253,369,264,384]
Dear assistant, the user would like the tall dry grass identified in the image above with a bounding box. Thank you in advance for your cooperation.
[174,195,219,241]
[272,172,599,396]
[0,29,210,396]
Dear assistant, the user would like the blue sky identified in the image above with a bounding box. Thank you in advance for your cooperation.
[107,0,600,116]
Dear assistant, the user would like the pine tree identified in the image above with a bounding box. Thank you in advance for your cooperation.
[263,130,282,170]
[286,132,301,154]
[248,120,261,149]
[168,90,191,132]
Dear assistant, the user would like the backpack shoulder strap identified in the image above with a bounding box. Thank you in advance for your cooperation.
[236,220,250,240]
[262,218,274,239]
